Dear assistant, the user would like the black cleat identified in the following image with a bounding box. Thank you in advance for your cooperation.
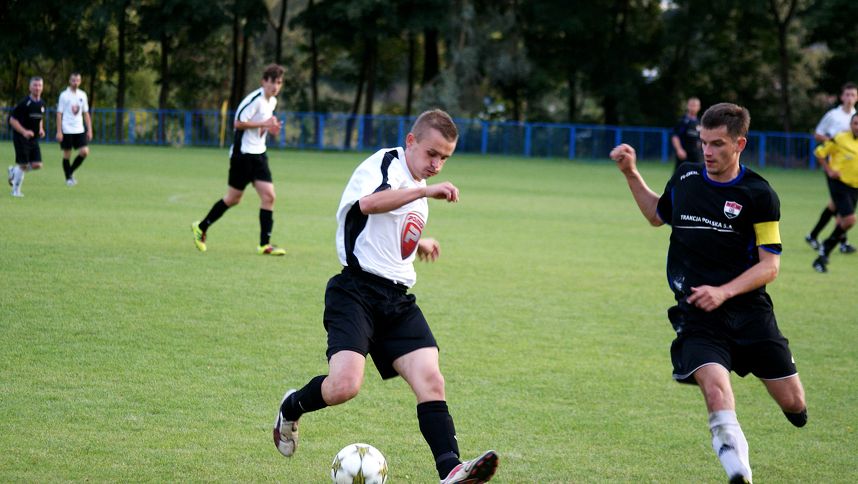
[812,256,828,273]
[805,234,820,251]
[839,242,856,254]
[729,475,751,484]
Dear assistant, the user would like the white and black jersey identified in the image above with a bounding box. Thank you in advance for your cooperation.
[57,87,89,134]
[231,87,277,156]
[336,147,428,288]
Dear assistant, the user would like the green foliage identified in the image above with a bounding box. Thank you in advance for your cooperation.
[1,144,857,481]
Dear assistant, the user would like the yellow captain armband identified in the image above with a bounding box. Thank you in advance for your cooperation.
[754,221,781,246]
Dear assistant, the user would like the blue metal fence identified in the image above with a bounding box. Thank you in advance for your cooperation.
[1,107,818,169]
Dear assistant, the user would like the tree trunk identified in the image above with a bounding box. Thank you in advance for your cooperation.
[768,0,798,132]
[422,28,439,85]
[405,31,415,117]
[158,35,171,144]
[116,0,128,141]
[88,31,107,109]
[274,0,287,65]
[344,46,368,149]
[230,7,241,109]
[363,37,377,147]
[239,29,250,100]
[309,0,318,112]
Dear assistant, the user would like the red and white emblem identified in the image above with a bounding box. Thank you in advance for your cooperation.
[723,201,743,219]
[401,212,425,259]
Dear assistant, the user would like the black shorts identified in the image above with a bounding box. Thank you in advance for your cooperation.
[826,176,858,217]
[323,268,437,380]
[13,135,41,165]
[667,297,797,384]
[60,132,88,150]
[228,152,272,189]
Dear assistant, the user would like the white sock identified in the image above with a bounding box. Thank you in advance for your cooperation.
[12,165,25,189]
[709,410,752,482]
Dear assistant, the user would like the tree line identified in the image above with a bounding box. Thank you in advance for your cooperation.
[2,0,856,132]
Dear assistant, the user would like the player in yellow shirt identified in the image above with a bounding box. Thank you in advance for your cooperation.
[812,113,858,272]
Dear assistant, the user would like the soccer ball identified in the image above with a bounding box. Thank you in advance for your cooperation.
[330,443,389,484]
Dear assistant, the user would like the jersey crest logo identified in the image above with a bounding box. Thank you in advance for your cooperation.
[723,201,743,219]
[72,104,81,115]
[401,212,425,260]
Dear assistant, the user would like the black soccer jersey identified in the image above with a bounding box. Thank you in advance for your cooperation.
[656,163,782,306]
[10,96,46,136]
[673,115,702,162]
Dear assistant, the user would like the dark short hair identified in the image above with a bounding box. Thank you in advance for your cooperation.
[262,64,285,81]
[411,109,458,142]
[701,103,750,139]
[842,82,857,93]
[29,76,43,84]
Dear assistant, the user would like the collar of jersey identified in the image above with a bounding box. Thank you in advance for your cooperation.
[702,164,746,187]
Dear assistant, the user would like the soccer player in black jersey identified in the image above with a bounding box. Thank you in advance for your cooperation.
[611,103,807,484]
[7,77,47,197]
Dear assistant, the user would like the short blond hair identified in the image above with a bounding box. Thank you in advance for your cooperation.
[411,109,458,142]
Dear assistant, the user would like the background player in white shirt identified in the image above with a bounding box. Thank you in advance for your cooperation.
[191,64,286,255]
[56,72,93,186]
[273,110,499,484]
[806,82,858,253]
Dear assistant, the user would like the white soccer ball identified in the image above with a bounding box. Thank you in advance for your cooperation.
[330,443,389,484]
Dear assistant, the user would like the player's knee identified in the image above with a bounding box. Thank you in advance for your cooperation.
[80,147,89,157]
[224,194,242,206]
[779,393,806,414]
[700,383,731,409]
[325,374,362,404]
[31,163,42,170]
[841,215,856,230]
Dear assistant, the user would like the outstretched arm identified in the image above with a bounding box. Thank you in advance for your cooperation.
[610,144,663,226]
[687,248,779,312]
[358,181,459,215]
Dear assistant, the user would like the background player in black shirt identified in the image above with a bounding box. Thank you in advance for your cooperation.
[671,97,703,171]
[611,103,807,484]
[7,77,46,197]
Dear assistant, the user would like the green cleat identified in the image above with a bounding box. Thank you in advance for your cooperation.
[191,222,207,252]
[258,244,286,256]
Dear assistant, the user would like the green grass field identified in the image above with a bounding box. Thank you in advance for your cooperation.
[1,143,856,482]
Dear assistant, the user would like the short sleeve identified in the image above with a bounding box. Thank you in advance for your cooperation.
[57,94,65,114]
[815,111,833,137]
[10,100,25,121]
[655,175,676,225]
[672,118,684,137]
[752,186,782,253]
[82,93,89,113]
[814,139,834,159]
[237,98,258,123]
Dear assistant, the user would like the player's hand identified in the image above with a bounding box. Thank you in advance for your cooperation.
[56,132,63,142]
[39,128,45,138]
[610,143,637,174]
[687,285,729,312]
[425,181,459,202]
[23,130,34,139]
[417,238,440,262]
[826,168,841,180]
[86,131,93,142]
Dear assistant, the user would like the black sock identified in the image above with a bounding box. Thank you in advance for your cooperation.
[281,375,328,421]
[784,409,807,428]
[810,207,834,239]
[62,158,71,179]
[199,199,230,233]
[822,225,846,256]
[260,208,273,246]
[70,155,85,174]
[417,401,461,479]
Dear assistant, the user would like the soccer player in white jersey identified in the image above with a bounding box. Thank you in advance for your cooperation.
[191,64,286,255]
[56,72,93,186]
[805,82,858,253]
[272,110,499,484]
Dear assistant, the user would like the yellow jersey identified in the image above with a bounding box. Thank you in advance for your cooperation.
[815,131,858,188]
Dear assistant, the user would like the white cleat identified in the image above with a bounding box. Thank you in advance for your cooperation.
[273,389,299,457]
[66,177,77,187]
[440,450,499,484]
